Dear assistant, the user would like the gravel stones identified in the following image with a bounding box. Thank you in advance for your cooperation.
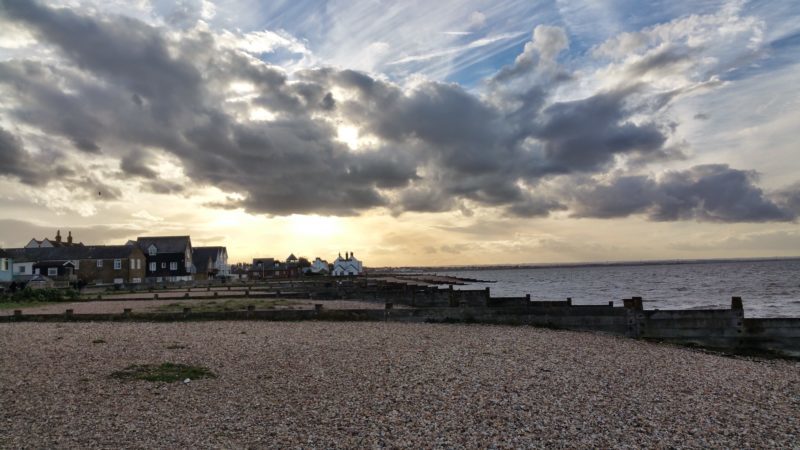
[1,322,798,448]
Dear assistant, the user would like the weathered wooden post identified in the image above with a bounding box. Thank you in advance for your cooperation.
[123,308,132,317]
[731,296,743,310]
[154,293,159,300]
[566,297,572,306]
[182,307,191,316]
[485,287,491,307]
[315,304,323,312]
[213,291,218,297]
[385,302,393,310]
[13,310,22,317]
[65,309,74,317]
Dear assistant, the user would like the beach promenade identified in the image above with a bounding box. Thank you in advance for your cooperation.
[1,321,797,448]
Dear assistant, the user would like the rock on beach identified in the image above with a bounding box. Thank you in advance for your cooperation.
[0,321,798,448]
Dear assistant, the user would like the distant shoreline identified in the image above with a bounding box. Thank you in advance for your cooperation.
[374,256,800,272]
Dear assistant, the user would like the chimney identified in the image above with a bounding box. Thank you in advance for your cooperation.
[67,231,73,245]
[55,230,62,243]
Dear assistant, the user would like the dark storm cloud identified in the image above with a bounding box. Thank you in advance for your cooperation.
[0,126,47,185]
[534,89,668,174]
[119,150,158,178]
[569,165,795,222]
[1,0,796,223]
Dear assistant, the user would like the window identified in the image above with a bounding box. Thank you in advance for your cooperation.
[97,259,103,268]
[0,258,7,271]
[161,262,166,269]
[148,245,157,256]
[47,267,58,276]
[136,259,142,269]
[114,259,122,270]
[17,265,26,274]
[170,262,178,271]
[132,277,142,283]
[113,278,124,284]
[149,262,156,272]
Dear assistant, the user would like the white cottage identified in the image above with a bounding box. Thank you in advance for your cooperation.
[310,257,330,274]
[332,252,363,276]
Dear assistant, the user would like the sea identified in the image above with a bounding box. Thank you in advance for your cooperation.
[430,258,800,318]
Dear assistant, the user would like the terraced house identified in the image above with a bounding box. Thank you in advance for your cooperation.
[4,246,146,285]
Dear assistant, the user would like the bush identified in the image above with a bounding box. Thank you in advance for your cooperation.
[1,288,79,303]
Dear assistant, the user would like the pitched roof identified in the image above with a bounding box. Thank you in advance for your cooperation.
[3,246,139,262]
[136,236,192,254]
[192,247,225,272]
[252,258,275,267]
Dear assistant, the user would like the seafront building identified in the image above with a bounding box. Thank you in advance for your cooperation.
[332,252,363,276]
[0,230,364,287]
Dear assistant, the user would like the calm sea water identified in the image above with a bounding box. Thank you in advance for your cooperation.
[433,259,800,318]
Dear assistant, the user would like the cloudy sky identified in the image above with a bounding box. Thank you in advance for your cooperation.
[1,0,799,266]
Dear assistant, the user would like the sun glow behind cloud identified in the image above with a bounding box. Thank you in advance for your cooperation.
[0,0,799,266]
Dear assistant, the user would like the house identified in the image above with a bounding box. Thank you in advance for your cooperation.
[0,249,12,283]
[135,236,195,282]
[229,262,250,280]
[192,246,229,280]
[332,251,363,276]
[4,246,146,285]
[25,230,84,248]
[78,245,146,285]
[249,256,302,278]
[310,257,330,274]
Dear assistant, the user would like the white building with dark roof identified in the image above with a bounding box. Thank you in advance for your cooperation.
[332,252,363,276]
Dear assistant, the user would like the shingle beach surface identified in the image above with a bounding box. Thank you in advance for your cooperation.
[1,322,798,448]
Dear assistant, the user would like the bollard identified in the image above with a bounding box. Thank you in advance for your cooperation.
[123,308,132,317]
[13,310,22,317]
[97,294,102,300]
[214,291,218,297]
[632,296,643,310]
[566,297,572,306]
[247,305,255,312]
[154,293,159,299]
[65,309,74,317]
[315,304,323,311]
[184,293,189,298]
[385,302,393,310]
[608,301,614,307]
[183,307,191,315]
[245,290,250,297]
[731,296,743,310]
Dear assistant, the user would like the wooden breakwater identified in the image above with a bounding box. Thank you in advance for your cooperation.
[3,294,798,359]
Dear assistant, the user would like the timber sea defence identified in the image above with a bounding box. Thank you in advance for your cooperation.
[3,278,799,359]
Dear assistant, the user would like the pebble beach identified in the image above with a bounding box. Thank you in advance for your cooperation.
[1,321,798,448]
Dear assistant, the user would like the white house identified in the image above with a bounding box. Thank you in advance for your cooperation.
[310,257,330,274]
[332,252,363,276]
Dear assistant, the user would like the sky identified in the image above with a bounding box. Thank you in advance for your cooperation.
[0,0,799,266]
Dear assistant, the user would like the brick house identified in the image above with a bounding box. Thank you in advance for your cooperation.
[4,246,146,285]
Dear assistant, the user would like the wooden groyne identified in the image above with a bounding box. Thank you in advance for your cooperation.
[3,279,799,359]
